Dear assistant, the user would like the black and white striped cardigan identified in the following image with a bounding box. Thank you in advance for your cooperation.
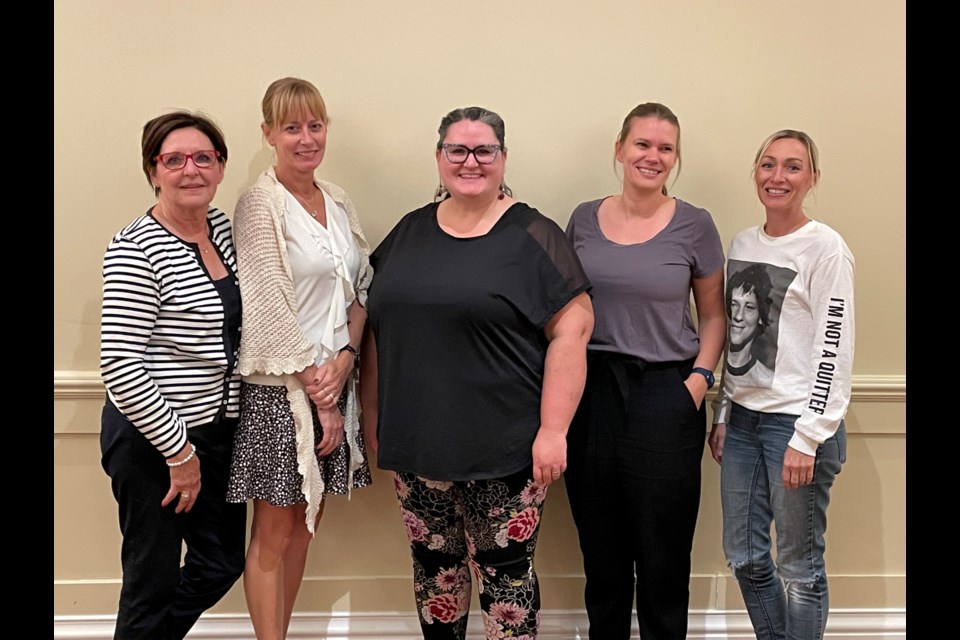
[99,207,241,458]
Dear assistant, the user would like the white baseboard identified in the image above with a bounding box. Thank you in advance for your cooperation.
[53,608,906,639]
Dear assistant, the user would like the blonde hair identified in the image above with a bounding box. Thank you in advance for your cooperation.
[753,129,820,182]
[261,77,329,128]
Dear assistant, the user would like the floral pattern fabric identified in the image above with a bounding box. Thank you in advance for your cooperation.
[394,468,547,640]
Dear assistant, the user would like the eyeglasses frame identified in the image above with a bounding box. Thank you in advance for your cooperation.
[440,143,502,165]
[153,150,222,170]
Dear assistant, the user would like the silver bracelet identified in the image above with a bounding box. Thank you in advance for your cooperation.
[166,443,196,467]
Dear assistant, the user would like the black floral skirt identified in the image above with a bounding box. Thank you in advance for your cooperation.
[226,383,372,505]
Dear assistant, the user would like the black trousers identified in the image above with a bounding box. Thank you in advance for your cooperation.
[565,354,706,640]
[100,402,247,640]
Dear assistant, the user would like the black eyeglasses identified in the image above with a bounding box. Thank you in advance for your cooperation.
[441,144,502,165]
[153,150,221,170]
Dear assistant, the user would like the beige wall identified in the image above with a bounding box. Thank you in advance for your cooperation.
[54,0,906,618]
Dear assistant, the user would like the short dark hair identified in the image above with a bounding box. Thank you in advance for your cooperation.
[141,111,228,196]
[727,263,773,330]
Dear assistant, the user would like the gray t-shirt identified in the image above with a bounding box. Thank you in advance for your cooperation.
[566,197,724,362]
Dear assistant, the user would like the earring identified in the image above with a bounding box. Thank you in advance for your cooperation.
[433,183,449,202]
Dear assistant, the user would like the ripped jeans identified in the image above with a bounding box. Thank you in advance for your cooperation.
[721,403,846,640]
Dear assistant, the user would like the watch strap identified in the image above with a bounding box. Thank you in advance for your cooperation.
[691,366,715,389]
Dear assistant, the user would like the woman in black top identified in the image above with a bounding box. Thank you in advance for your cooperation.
[362,106,594,640]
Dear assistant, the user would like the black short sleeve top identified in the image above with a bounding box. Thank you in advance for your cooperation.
[367,201,590,480]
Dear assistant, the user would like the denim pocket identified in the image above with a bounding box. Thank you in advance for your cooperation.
[815,421,847,476]
[835,420,848,465]
[772,413,800,430]
[727,402,755,431]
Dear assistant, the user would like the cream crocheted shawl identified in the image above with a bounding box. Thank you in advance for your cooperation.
[234,167,372,533]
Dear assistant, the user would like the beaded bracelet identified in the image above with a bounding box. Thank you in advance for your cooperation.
[166,443,196,467]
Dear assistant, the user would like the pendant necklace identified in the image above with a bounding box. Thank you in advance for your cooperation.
[291,188,321,219]
[156,205,210,254]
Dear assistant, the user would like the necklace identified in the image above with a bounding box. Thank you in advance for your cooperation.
[290,187,322,218]
[156,205,211,254]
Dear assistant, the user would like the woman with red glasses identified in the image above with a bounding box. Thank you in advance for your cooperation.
[99,110,246,640]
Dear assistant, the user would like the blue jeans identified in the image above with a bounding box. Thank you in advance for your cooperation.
[721,403,846,640]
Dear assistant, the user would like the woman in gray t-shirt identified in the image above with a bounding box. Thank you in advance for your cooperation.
[564,102,726,640]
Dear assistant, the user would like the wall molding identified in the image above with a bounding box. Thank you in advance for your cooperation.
[54,370,105,400]
[53,609,906,639]
[847,375,908,402]
[54,370,907,402]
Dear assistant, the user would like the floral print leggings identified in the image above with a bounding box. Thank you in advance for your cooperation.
[393,468,547,640]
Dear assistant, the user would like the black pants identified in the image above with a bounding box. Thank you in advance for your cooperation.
[100,402,247,640]
[565,355,705,640]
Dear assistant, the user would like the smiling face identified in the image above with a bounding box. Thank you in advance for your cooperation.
[754,137,817,215]
[151,127,224,214]
[615,116,679,194]
[436,119,506,202]
[263,108,327,175]
[729,285,762,350]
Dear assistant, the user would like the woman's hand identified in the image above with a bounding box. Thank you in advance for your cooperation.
[532,430,567,487]
[535,293,593,488]
[708,423,726,464]
[307,352,353,411]
[782,446,816,490]
[684,374,708,410]
[161,447,201,514]
[315,407,345,458]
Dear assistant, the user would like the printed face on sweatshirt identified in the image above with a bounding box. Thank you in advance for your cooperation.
[729,285,762,350]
